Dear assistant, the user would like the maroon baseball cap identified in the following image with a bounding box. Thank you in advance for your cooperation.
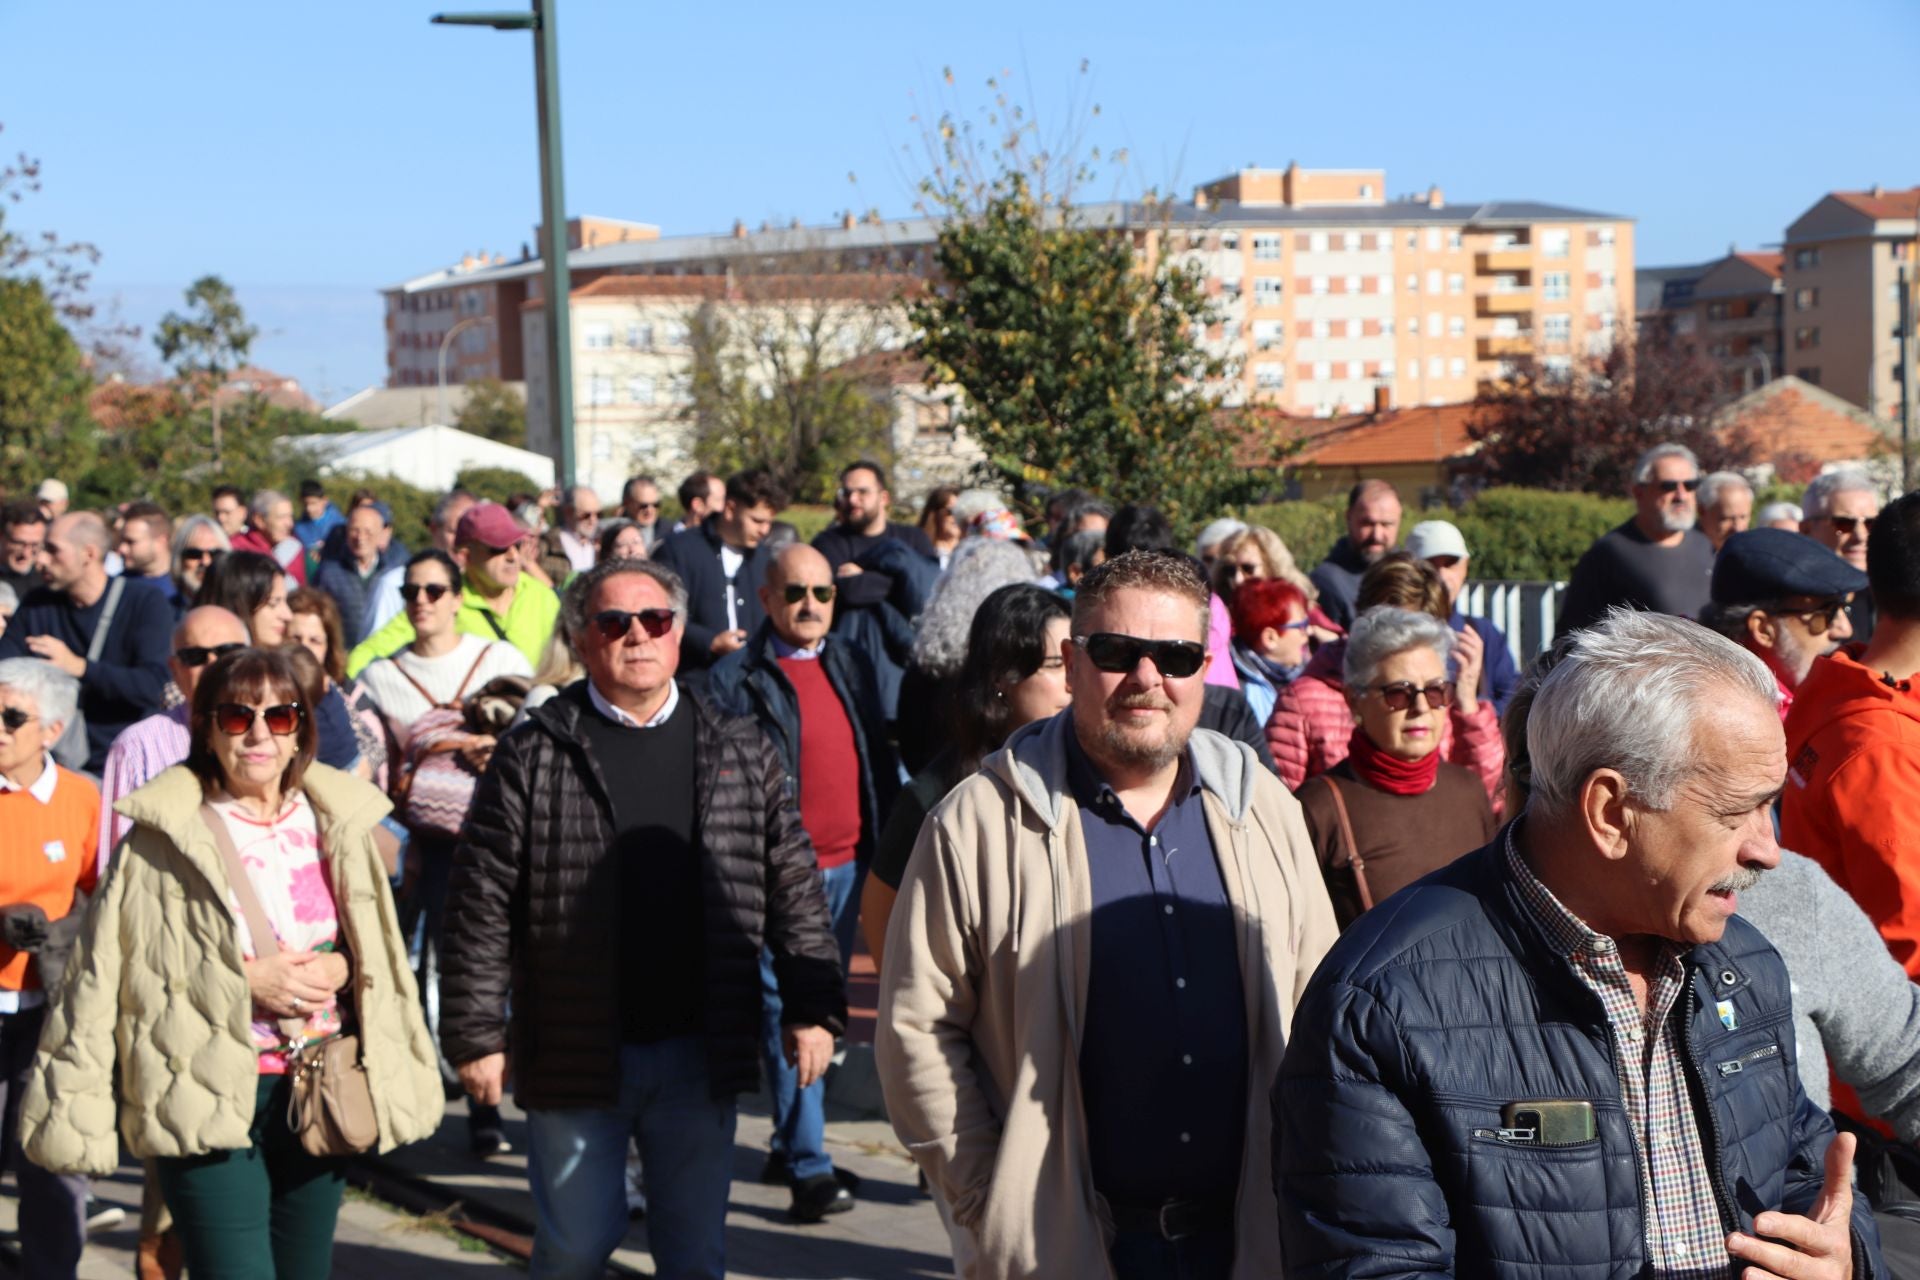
[454,501,524,551]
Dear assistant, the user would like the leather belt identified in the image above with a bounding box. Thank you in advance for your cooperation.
[1106,1195,1234,1241]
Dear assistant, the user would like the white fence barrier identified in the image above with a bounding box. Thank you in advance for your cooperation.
[1458,580,1569,670]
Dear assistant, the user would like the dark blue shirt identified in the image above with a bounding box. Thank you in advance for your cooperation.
[0,577,172,773]
[1068,728,1248,1206]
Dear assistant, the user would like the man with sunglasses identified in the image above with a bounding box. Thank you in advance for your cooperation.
[1558,442,1717,634]
[652,467,785,674]
[619,475,664,551]
[441,557,844,1280]
[1804,468,1883,645]
[709,545,897,1223]
[1699,528,1865,722]
[878,550,1337,1280]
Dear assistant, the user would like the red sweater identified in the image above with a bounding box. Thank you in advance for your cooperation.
[779,657,862,869]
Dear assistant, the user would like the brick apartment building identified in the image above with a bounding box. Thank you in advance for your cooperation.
[384,165,1634,422]
[1642,250,1784,394]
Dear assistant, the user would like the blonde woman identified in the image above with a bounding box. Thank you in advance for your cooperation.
[1213,525,1341,641]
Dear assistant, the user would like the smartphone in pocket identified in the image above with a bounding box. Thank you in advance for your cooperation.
[1501,1099,1597,1145]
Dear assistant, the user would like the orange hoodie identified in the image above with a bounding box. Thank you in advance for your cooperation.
[1781,649,1920,975]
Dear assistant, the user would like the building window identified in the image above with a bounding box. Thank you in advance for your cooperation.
[1449,357,1467,378]
[1373,274,1390,295]
[663,323,690,348]
[1792,247,1820,269]
[1359,184,1374,199]
[1428,310,1443,335]
[1342,231,1361,251]
[1310,275,1330,295]
[1344,274,1362,294]
[1597,226,1616,246]
[1312,360,1332,381]
[1253,278,1284,305]
[1381,317,1395,336]
[1223,319,1241,340]
[1427,269,1443,294]
[1542,229,1571,259]
[627,376,657,405]
[1313,318,1331,338]
[587,376,614,405]
[1448,316,1465,337]
[1543,356,1573,381]
[1425,228,1442,251]
[1344,360,1362,380]
[1706,302,1729,321]
[1543,272,1570,301]
[1406,273,1420,294]
[1253,234,1281,260]
[1221,231,1240,252]
[1447,273,1464,295]
[1220,279,1242,299]
[1795,326,1821,350]
[583,322,613,350]
[1254,362,1286,389]
[1428,356,1444,377]
[1599,269,1617,290]
[1543,314,1572,342]
[1795,287,1820,311]
[1253,320,1283,350]
[1407,316,1421,335]
[1348,318,1365,338]
[1380,358,1396,378]
[1448,231,1463,251]
[626,322,653,349]
[1309,232,1329,253]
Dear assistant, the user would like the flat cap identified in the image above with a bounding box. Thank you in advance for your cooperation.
[1711,528,1868,604]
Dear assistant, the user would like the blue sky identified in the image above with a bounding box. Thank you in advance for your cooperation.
[3,0,1915,403]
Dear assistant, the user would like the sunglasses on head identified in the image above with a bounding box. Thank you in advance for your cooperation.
[400,582,452,604]
[214,702,304,737]
[175,642,245,668]
[1370,680,1454,712]
[1825,515,1876,537]
[1073,633,1207,679]
[782,584,836,605]
[1656,478,1702,494]
[0,707,36,732]
[591,608,676,641]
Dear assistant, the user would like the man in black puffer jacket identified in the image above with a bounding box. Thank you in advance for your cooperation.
[1275,609,1882,1279]
[441,557,844,1280]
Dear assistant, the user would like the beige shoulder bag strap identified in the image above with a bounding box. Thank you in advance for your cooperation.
[1318,775,1374,913]
[200,802,305,1042]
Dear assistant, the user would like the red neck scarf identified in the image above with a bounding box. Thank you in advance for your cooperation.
[1346,725,1441,796]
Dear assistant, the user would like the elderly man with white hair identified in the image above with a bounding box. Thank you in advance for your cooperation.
[1558,442,1717,632]
[1803,468,1882,643]
[1696,470,1754,553]
[0,657,96,1278]
[1277,608,1883,1279]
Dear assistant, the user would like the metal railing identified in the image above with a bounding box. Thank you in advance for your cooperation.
[1458,580,1569,669]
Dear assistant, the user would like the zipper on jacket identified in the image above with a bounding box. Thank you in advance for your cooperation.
[1714,1043,1781,1077]
[1683,980,1741,1236]
[1470,1126,1597,1148]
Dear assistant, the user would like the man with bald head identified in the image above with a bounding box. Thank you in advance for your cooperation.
[0,512,171,774]
[711,542,897,1221]
[1312,478,1403,630]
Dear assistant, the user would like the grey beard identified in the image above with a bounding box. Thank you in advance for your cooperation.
[1711,865,1766,894]
[1095,722,1185,774]
[1659,509,1697,533]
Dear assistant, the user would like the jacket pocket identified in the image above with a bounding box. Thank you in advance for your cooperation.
[1465,1124,1610,1225]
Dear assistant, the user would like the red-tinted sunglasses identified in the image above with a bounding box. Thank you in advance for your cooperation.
[591,608,676,641]
[214,702,304,737]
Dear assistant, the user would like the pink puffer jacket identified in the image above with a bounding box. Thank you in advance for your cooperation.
[1264,641,1507,813]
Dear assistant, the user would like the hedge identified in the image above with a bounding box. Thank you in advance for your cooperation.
[1238,487,1633,584]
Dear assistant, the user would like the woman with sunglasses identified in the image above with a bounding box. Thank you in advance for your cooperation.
[1295,606,1496,929]
[353,548,528,1156]
[24,648,442,1280]
[1210,524,1341,641]
[916,486,963,570]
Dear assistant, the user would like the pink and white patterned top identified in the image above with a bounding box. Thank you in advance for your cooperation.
[207,793,344,1074]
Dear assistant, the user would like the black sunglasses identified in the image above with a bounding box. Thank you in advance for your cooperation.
[1656,478,1702,494]
[214,702,304,737]
[632,501,661,512]
[591,608,677,641]
[0,707,36,732]
[1825,515,1876,537]
[1371,680,1454,712]
[178,547,217,564]
[400,582,452,604]
[782,584,836,605]
[1771,599,1850,636]
[1072,633,1207,679]
[175,642,246,669]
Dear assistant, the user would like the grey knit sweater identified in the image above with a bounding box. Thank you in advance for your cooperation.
[1740,849,1920,1139]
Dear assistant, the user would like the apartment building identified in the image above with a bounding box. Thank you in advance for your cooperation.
[1642,251,1784,394]
[519,273,919,501]
[1780,186,1919,417]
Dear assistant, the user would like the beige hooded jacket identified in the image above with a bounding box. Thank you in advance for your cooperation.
[876,715,1338,1279]
[22,764,444,1174]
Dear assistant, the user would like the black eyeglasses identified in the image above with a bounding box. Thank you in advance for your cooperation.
[1824,515,1876,537]
[1370,680,1454,712]
[591,608,677,641]
[1656,478,1702,494]
[782,584,836,605]
[175,643,245,668]
[1072,633,1207,679]
[400,582,452,604]
[178,547,217,564]
[214,702,304,737]
[0,708,36,732]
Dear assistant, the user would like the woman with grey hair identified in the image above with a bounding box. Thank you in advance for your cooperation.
[1295,606,1496,927]
[896,539,1042,774]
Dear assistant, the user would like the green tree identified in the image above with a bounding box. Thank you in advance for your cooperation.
[155,274,258,464]
[904,71,1251,532]
[454,466,544,507]
[453,378,527,446]
[0,276,99,495]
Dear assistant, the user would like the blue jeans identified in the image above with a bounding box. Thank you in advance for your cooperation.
[758,858,859,1181]
[526,1038,736,1280]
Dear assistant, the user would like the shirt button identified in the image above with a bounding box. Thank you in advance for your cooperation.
[1673,1242,1689,1257]
[1180,1132,1191,1144]
[1164,904,1175,916]
[1149,836,1159,847]
[1175,978,1186,990]
[1182,1054,1193,1065]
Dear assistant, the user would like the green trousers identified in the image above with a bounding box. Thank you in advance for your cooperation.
[153,1072,346,1280]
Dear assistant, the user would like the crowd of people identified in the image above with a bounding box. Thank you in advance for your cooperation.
[0,447,1913,1279]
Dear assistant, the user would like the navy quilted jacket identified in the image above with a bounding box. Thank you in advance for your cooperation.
[1274,833,1882,1279]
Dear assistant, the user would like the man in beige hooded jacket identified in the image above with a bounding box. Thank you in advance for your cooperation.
[877,550,1339,1280]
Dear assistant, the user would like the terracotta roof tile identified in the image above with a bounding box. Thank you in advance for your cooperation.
[1733,251,1783,278]
[1714,376,1889,463]
[1276,402,1481,468]
[1830,187,1920,221]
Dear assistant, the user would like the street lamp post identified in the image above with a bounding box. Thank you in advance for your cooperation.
[431,0,576,489]
[436,314,494,426]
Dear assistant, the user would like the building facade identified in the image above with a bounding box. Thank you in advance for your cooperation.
[1643,251,1784,395]
[1781,186,1919,417]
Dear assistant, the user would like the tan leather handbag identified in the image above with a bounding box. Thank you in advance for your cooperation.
[201,802,378,1157]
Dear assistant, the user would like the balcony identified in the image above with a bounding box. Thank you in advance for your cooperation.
[1476,291,1534,317]
[1477,334,1533,359]
[1476,249,1532,274]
